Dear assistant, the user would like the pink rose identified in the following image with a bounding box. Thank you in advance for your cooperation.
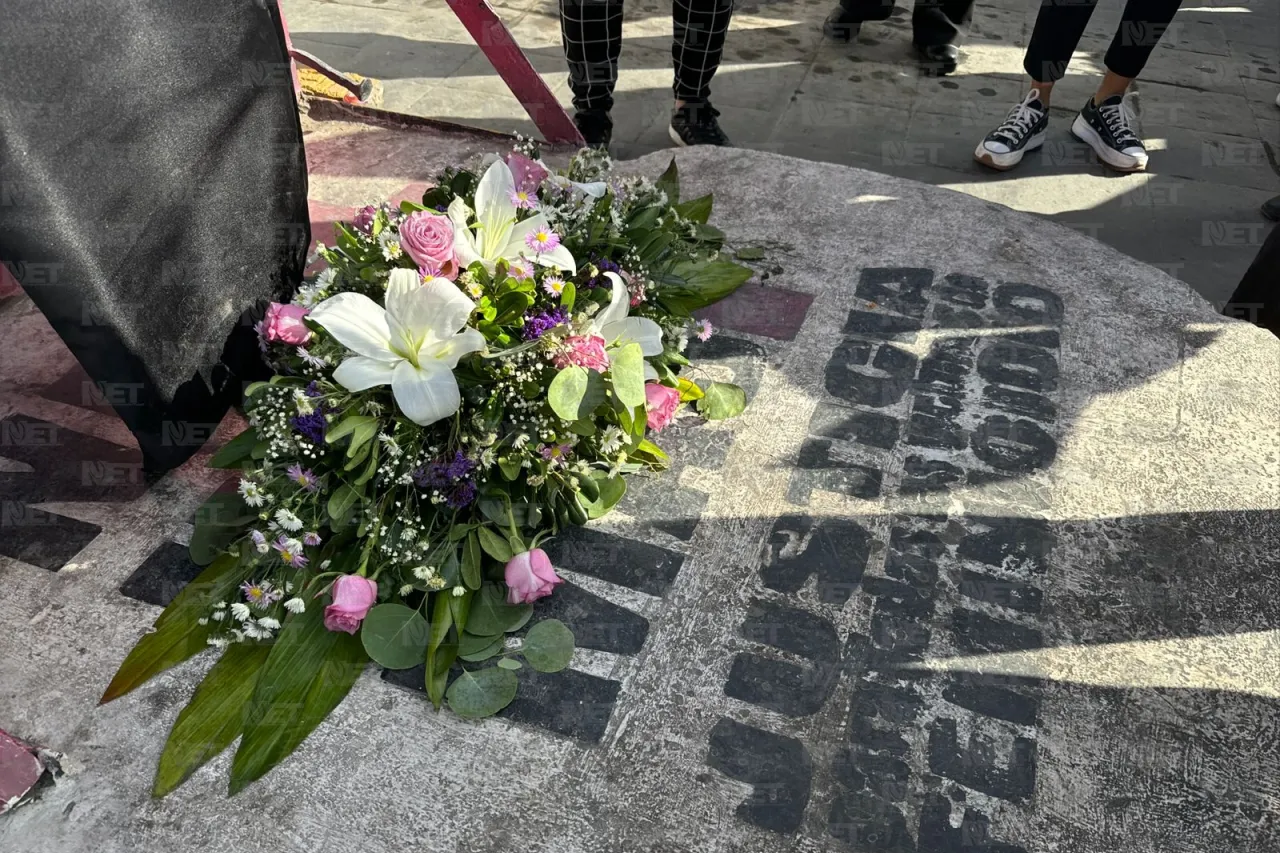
[263,302,311,346]
[554,335,610,372]
[507,152,550,194]
[505,548,563,605]
[399,211,458,279]
[645,382,680,431]
[323,575,379,634]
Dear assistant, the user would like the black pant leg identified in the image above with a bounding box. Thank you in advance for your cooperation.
[672,0,736,103]
[1023,0,1100,83]
[1223,221,1280,338]
[1102,0,1183,78]
[837,0,895,23]
[560,0,624,111]
[912,0,975,47]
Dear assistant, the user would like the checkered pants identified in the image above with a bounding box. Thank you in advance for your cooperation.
[558,0,736,112]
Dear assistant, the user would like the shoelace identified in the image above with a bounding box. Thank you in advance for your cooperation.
[1097,101,1140,147]
[993,95,1043,143]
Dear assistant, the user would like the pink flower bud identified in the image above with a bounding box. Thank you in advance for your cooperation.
[323,575,379,634]
[504,548,563,605]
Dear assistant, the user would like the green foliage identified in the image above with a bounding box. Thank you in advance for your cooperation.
[697,382,748,420]
[446,667,518,719]
[361,604,430,670]
[189,493,256,566]
[521,619,574,673]
[207,429,260,469]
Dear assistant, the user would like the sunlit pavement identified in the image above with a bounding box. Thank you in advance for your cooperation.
[281,0,1279,306]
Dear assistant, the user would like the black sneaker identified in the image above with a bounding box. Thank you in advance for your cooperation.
[1071,94,1148,172]
[822,7,862,42]
[574,109,613,150]
[974,89,1049,171]
[669,101,732,147]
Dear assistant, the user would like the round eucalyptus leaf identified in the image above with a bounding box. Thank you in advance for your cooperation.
[522,619,575,673]
[360,604,429,670]
[446,667,519,719]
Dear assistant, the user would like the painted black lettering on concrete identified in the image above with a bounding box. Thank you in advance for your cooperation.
[976,341,1060,395]
[918,793,1028,853]
[970,415,1057,474]
[727,598,842,716]
[992,282,1064,326]
[826,338,918,408]
[927,718,1037,803]
[950,608,1043,654]
[957,517,1055,575]
[938,273,989,309]
[796,438,884,499]
[829,789,915,851]
[119,541,206,606]
[382,663,621,744]
[529,581,649,655]
[855,268,934,319]
[706,717,813,834]
[762,514,870,605]
[541,526,685,597]
[842,309,923,340]
[907,394,968,450]
[885,527,944,593]
[807,402,903,450]
[981,385,1057,423]
[915,337,976,397]
[957,569,1044,614]
[900,456,965,494]
[942,674,1040,727]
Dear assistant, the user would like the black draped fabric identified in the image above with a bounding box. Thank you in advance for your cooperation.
[1223,223,1280,339]
[0,0,308,473]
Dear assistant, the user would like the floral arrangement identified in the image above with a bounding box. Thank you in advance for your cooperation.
[100,146,752,796]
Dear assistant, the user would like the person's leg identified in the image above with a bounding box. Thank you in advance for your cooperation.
[1071,0,1183,171]
[973,0,1098,170]
[669,0,735,146]
[823,0,893,43]
[1222,221,1280,337]
[559,0,624,146]
[911,0,976,75]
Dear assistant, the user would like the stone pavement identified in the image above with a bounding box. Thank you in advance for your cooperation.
[280,0,1279,307]
[3,122,1279,851]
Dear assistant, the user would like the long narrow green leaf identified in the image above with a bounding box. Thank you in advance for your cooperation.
[153,643,271,797]
[425,592,455,709]
[207,429,260,469]
[101,554,254,704]
[228,604,368,794]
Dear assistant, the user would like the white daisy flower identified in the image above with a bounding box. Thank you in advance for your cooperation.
[297,348,328,370]
[196,617,209,626]
[211,610,226,622]
[283,597,306,614]
[599,425,625,456]
[230,602,252,621]
[206,636,229,648]
[398,584,415,597]
[451,586,466,597]
[257,617,281,631]
[411,565,435,581]
[513,433,530,449]
[238,478,266,508]
[274,508,303,531]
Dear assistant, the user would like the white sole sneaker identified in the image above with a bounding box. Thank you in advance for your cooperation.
[1071,114,1148,172]
[973,131,1046,171]
[668,124,688,147]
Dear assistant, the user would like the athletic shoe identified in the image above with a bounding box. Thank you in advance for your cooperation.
[669,101,732,147]
[1071,94,1148,172]
[914,43,959,77]
[574,109,613,150]
[974,89,1049,171]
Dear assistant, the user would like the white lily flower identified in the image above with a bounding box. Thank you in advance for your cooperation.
[543,165,607,198]
[447,160,577,274]
[594,271,664,358]
[309,269,486,427]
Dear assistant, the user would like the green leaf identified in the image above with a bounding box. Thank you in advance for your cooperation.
[494,291,533,325]
[697,382,748,421]
[675,193,713,224]
[360,604,430,670]
[656,158,680,204]
[734,246,766,261]
[476,526,513,563]
[466,584,532,636]
[189,492,256,566]
[446,667,518,719]
[346,418,379,460]
[425,592,455,708]
[567,419,596,437]
[228,605,369,794]
[663,260,754,312]
[497,658,522,671]
[583,473,626,520]
[677,377,704,402]
[242,381,269,400]
[458,632,504,662]
[325,413,376,445]
[560,281,576,311]
[327,484,361,528]
[635,439,669,464]
[462,533,482,590]
[153,643,271,797]
[208,429,259,469]
[609,343,647,411]
[548,366,588,421]
[399,199,427,214]
[101,553,254,704]
[522,619,575,673]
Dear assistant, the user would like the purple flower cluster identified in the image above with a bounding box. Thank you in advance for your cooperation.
[412,451,478,509]
[522,307,569,341]
[290,408,327,444]
[582,256,621,289]
[304,380,323,398]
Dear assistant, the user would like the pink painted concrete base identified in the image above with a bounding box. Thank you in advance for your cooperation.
[0,730,44,814]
